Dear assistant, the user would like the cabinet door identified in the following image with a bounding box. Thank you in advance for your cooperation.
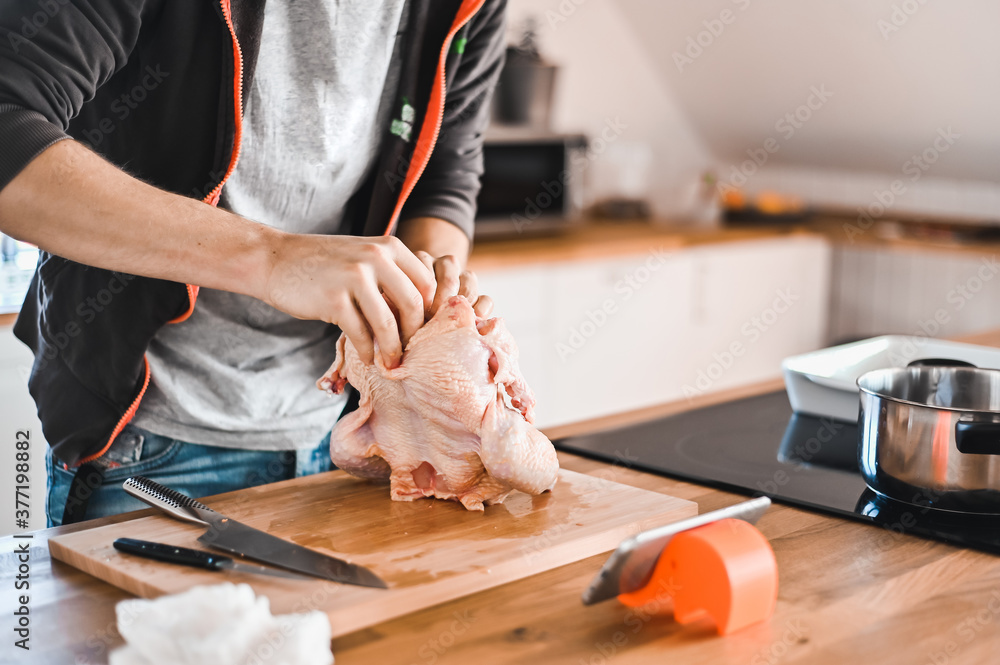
[540,249,694,427]
[0,326,46,535]
[478,237,831,429]
[677,236,831,397]
[476,265,552,424]
[830,246,1000,340]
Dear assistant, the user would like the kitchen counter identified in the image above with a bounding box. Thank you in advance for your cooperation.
[7,333,1000,664]
[467,216,1000,272]
[0,218,989,326]
[467,220,818,271]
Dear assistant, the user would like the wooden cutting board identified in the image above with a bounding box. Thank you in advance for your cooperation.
[48,469,695,637]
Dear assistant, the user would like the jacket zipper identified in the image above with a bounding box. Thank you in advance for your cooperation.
[204,0,245,206]
[76,0,245,466]
[385,0,487,235]
[79,1,477,465]
[169,0,245,326]
[74,357,151,468]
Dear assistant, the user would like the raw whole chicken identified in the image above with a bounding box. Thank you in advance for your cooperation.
[316,295,559,511]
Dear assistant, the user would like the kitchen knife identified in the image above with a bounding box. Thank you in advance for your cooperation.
[113,537,314,580]
[123,476,388,589]
[581,496,771,605]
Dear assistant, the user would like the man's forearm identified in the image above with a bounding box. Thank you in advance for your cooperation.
[0,138,441,364]
[0,139,278,299]
[397,216,471,268]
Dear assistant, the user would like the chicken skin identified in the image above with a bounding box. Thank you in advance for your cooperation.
[317,296,559,511]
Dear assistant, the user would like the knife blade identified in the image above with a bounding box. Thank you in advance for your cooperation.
[123,476,388,589]
[113,537,313,580]
[581,496,772,605]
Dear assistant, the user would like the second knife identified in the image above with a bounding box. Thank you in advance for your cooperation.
[113,537,313,580]
[123,476,388,589]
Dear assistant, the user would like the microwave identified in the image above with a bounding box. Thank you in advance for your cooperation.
[474,128,588,238]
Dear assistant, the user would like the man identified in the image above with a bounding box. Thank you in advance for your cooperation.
[0,0,505,524]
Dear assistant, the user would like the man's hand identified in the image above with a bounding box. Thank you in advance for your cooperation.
[0,142,486,369]
[415,252,494,318]
[396,216,493,319]
[263,234,435,369]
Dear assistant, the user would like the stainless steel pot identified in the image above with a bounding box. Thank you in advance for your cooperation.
[857,365,1000,513]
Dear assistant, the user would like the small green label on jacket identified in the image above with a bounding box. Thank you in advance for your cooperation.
[390,99,415,142]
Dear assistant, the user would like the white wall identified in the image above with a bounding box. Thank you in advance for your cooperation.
[511,0,1000,223]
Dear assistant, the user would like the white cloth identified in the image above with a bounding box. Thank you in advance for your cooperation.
[109,583,333,665]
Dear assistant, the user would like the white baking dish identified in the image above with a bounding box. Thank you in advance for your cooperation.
[782,335,1000,422]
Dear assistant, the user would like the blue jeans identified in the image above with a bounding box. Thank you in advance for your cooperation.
[46,424,331,527]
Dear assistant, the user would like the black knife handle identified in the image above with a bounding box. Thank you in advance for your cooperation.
[123,476,215,525]
[113,538,232,571]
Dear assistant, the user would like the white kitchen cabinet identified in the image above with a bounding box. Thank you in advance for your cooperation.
[478,235,832,429]
[0,325,47,535]
[829,245,1000,343]
[675,236,831,400]
[540,249,695,426]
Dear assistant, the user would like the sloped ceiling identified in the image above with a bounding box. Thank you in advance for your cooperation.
[615,0,1000,182]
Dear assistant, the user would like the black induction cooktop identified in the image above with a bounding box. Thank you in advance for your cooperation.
[554,390,1000,555]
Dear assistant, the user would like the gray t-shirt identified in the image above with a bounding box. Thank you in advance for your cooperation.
[133,0,407,450]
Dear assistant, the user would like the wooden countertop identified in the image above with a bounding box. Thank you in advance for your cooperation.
[467,220,821,271]
[8,332,1000,663]
[467,216,1000,272]
[1,219,991,327]
[805,215,1000,259]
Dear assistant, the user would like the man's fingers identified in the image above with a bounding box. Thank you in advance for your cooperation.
[414,250,435,274]
[390,241,436,311]
[431,255,461,315]
[413,251,436,320]
[472,295,494,318]
[458,270,479,304]
[375,264,425,350]
[354,284,403,368]
[337,305,375,366]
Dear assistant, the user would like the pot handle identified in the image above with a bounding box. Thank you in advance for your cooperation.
[907,358,976,368]
[955,421,1000,455]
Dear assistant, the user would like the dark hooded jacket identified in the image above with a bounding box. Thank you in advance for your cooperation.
[0,0,505,466]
